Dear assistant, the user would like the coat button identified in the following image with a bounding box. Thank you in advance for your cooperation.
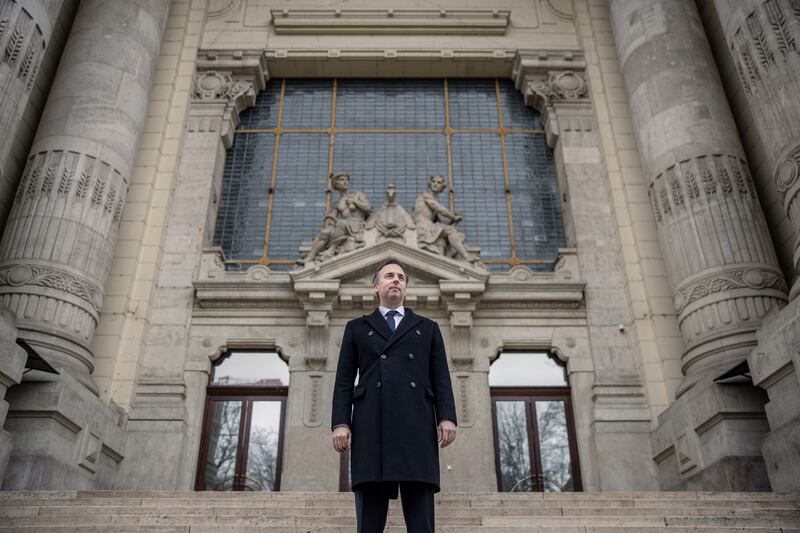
[408,353,414,360]
[368,331,374,336]
[416,330,421,335]
[380,354,387,360]
[410,382,416,388]
[377,381,381,388]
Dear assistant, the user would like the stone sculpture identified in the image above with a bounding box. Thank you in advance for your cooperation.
[368,183,415,239]
[303,172,373,264]
[413,175,476,262]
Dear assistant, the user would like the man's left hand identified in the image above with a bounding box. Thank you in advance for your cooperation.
[438,420,456,448]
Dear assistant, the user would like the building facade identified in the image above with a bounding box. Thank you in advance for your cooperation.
[0,0,799,493]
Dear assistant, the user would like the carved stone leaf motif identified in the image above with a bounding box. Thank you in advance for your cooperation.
[0,1,14,39]
[765,0,796,55]
[0,265,103,312]
[674,268,788,313]
[3,9,32,67]
[747,12,775,67]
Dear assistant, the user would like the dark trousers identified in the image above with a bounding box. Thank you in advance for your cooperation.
[354,482,435,533]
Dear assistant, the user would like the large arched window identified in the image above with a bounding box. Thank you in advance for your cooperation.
[213,78,565,271]
[195,351,289,491]
[489,352,581,492]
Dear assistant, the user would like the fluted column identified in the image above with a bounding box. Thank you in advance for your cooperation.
[713,0,800,296]
[0,0,70,228]
[610,0,787,392]
[0,0,168,392]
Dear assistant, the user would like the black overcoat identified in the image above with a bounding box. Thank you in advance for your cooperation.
[331,308,457,492]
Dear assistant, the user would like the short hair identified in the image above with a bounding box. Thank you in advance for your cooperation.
[372,260,408,285]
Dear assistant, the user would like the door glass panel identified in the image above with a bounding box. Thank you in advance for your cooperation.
[535,400,574,492]
[489,352,567,387]
[212,352,290,386]
[202,400,242,490]
[495,400,534,491]
[244,401,283,491]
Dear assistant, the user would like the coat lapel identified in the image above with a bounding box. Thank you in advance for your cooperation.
[381,308,423,352]
[364,309,392,341]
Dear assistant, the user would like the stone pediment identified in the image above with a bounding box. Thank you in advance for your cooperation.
[291,239,489,311]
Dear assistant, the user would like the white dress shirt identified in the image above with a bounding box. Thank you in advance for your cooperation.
[378,305,405,330]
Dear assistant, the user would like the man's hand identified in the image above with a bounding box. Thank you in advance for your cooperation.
[332,426,351,453]
[438,420,456,448]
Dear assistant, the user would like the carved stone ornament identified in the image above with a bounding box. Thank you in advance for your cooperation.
[0,263,103,312]
[299,174,481,267]
[193,70,252,102]
[302,172,373,264]
[367,183,415,239]
[528,71,588,104]
[673,267,788,314]
[776,143,800,206]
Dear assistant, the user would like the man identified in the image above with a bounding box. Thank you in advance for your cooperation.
[331,260,457,533]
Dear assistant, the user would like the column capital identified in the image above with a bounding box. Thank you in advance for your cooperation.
[190,50,269,148]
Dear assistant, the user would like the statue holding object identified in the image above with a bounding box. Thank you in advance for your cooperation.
[413,175,476,262]
[303,172,373,264]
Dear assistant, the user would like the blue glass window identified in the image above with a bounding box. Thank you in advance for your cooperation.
[214,79,565,271]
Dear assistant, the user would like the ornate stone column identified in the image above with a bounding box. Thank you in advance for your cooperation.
[709,0,800,491]
[610,0,786,489]
[0,0,70,228]
[0,310,27,484]
[0,0,169,393]
[609,0,787,391]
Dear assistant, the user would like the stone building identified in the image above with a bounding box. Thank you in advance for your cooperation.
[0,0,798,494]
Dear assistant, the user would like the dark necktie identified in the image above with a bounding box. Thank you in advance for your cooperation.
[385,310,398,332]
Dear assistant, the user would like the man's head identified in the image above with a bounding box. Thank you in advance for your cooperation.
[372,260,408,309]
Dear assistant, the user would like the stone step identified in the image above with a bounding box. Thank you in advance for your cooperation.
[1,504,798,519]
[0,526,792,533]
[4,513,800,528]
[2,496,797,510]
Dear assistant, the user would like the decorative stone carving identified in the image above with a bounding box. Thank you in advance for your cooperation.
[367,183,415,240]
[413,175,476,262]
[730,0,800,93]
[303,172,373,264]
[193,70,252,102]
[525,70,588,109]
[0,264,103,313]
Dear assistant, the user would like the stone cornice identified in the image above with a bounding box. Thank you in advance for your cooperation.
[270,9,510,35]
[193,247,584,314]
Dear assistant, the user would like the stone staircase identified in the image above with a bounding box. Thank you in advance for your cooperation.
[1,491,799,532]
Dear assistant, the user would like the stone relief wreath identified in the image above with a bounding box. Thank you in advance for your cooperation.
[299,173,480,267]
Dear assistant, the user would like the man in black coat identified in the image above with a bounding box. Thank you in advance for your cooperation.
[331,260,457,533]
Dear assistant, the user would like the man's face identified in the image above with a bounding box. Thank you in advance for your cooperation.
[373,263,407,308]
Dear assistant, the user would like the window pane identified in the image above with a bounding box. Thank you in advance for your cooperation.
[451,134,510,259]
[212,352,290,386]
[499,79,543,130]
[213,133,273,261]
[271,133,329,261]
[202,400,242,490]
[336,79,444,130]
[506,135,566,264]
[536,400,574,492]
[238,81,280,130]
[489,352,567,387]
[281,79,332,129]
[333,132,448,212]
[244,401,283,491]
[495,400,533,492]
[448,79,498,129]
